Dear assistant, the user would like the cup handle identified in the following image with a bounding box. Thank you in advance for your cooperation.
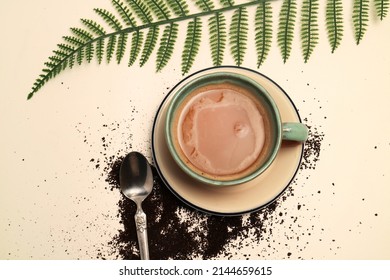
[282,122,308,142]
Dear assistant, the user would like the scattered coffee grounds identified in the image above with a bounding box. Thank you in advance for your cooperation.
[300,120,324,171]
[98,124,325,260]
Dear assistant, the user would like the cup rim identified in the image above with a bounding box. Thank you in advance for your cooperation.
[165,71,282,186]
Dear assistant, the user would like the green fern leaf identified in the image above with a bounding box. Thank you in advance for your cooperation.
[166,0,189,16]
[209,12,226,66]
[116,33,128,63]
[182,17,202,75]
[70,28,94,42]
[76,47,84,65]
[81,19,107,36]
[156,23,179,72]
[85,42,94,63]
[96,38,105,64]
[194,0,214,12]
[94,8,123,31]
[220,0,235,7]
[301,0,319,63]
[277,0,297,63]
[29,0,389,99]
[129,31,144,66]
[52,50,69,59]
[126,0,153,23]
[374,0,389,20]
[112,0,136,26]
[353,0,369,45]
[107,35,117,63]
[63,36,85,47]
[140,26,159,66]
[255,0,273,67]
[57,43,75,53]
[146,0,171,20]
[326,0,343,53]
[229,7,248,66]
[68,54,75,69]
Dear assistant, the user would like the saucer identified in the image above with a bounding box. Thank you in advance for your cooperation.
[151,66,303,216]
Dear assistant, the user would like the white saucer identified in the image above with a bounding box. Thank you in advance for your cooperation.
[151,67,303,216]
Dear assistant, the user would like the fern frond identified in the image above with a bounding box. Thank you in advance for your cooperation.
[374,0,389,20]
[125,0,153,23]
[140,26,159,66]
[209,12,227,66]
[112,0,137,27]
[29,0,389,99]
[129,31,144,66]
[255,0,273,67]
[94,8,123,31]
[277,0,297,63]
[166,0,189,16]
[182,17,202,75]
[301,0,319,63]
[194,0,214,12]
[156,23,179,71]
[326,0,343,53]
[145,0,171,20]
[81,19,107,36]
[229,7,248,66]
[353,0,369,45]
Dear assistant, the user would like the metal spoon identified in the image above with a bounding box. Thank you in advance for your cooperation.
[119,151,153,260]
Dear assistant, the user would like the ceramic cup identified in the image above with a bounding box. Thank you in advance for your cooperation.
[165,72,308,186]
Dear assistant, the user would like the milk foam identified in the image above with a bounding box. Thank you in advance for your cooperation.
[178,88,265,176]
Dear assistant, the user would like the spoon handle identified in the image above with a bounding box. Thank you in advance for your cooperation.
[134,207,149,260]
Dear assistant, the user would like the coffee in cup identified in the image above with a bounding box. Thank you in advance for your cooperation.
[165,72,307,186]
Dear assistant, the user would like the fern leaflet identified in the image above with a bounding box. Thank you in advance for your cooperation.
[194,0,215,12]
[146,0,171,20]
[374,0,390,20]
[107,35,117,63]
[230,7,248,66]
[140,26,159,66]
[301,0,319,63]
[220,0,235,7]
[81,19,107,36]
[209,12,226,66]
[278,0,297,63]
[255,0,273,67]
[156,23,179,71]
[94,8,123,31]
[129,31,143,66]
[116,33,128,63]
[353,0,369,45]
[325,0,343,53]
[166,0,189,16]
[182,17,202,75]
[125,0,153,23]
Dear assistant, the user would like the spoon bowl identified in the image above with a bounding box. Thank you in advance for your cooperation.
[119,151,153,260]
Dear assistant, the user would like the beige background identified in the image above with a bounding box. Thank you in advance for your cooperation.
[1,0,389,259]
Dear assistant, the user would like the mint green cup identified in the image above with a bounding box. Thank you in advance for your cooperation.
[165,72,308,186]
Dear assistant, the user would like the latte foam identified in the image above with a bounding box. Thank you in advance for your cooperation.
[177,88,265,176]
